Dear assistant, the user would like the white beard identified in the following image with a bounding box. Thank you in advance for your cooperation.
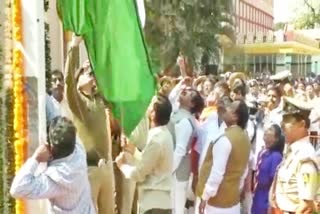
[136,0,146,28]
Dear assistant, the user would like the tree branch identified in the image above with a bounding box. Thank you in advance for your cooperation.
[304,0,316,16]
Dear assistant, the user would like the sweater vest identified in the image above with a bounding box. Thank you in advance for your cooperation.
[167,109,196,181]
[196,126,250,208]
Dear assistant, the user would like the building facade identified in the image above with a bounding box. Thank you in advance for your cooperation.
[224,0,320,76]
[234,0,274,34]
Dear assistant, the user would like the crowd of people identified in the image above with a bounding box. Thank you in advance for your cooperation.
[8,35,320,214]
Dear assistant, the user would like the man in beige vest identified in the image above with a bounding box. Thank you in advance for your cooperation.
[197,100,251,214]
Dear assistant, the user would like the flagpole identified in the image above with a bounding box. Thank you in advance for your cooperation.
[21,0,46,213]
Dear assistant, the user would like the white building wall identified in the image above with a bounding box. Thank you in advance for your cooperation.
[46,0,64,72]
[21,0,48,213]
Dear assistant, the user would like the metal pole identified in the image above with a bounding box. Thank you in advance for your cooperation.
[266,55,269,72]
[271,54,274,73]
[259,55,262,73]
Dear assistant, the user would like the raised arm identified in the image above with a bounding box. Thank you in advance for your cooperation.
[64,36,87,120]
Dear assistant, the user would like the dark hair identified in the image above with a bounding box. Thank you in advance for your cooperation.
[48,116,76,159]
[214,80,230,96]
[217,96,232,113]
[231,79,246,97]
[269,86,282,98]
[190,90,205,114]
[268,124,285,154]
[233,100,249,129]
[52,69,64,79]
[153,95,172,126]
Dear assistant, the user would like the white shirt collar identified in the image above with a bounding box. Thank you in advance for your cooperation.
[148,125,167,139]
[270,103,282,114]
[289,136,310,153]
[178,108,191,115]
[50,95,62,104]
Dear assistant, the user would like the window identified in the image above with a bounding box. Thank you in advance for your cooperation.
[247,22,249,32]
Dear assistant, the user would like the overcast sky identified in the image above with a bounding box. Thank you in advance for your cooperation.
[274,0,297,23]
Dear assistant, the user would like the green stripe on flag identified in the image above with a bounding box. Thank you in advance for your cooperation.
[57,0,156,135]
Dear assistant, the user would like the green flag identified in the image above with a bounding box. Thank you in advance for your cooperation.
[57,0,156,136]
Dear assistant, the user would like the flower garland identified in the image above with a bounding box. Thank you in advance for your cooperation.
[5,90,15,214]
[44,0,52,93]
[11,0,27,213]
[3,0,16,213]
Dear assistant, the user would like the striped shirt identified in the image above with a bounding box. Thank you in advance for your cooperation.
[10,142,96,214]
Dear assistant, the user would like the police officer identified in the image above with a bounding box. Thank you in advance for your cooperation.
[270,97,318,214]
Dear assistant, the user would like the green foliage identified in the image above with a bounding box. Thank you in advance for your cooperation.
[294,12,320,29]
[274,22,286,31]
[144,0,235,73]
[294,0,320,29]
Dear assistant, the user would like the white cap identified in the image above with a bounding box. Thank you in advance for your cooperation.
[270,70,292,81]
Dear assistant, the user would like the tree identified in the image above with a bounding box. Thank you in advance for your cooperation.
[294,0,320,29]
[274,22,286,31]
[144,0,235,76]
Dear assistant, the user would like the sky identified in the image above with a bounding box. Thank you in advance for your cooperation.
[274,0,297,23]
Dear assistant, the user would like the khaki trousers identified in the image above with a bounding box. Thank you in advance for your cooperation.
[88,161,115,214]
[113,141,137,214]
[114,166,137,214]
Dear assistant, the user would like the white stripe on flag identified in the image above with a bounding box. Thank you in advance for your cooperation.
[136,0,146,28]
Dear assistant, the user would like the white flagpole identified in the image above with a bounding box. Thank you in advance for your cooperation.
[21,0,47,213]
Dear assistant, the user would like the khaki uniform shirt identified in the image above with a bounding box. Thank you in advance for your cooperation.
[275,136,318,212]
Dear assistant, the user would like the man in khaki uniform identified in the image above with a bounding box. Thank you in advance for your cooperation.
[65,35,115,214]
[270,97,319,214]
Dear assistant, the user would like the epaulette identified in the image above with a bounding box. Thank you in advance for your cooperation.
[299,158,319,172]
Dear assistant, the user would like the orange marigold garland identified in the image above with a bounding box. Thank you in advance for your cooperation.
[11,0,27,213]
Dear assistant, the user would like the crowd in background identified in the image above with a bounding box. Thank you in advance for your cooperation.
[8,36,320,214]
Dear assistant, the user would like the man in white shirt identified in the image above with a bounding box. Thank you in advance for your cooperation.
[197,100,251,214]
[116,95,174,214]
[46,70,72,123]
[168,79,205,214]
[10,116,95,214]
